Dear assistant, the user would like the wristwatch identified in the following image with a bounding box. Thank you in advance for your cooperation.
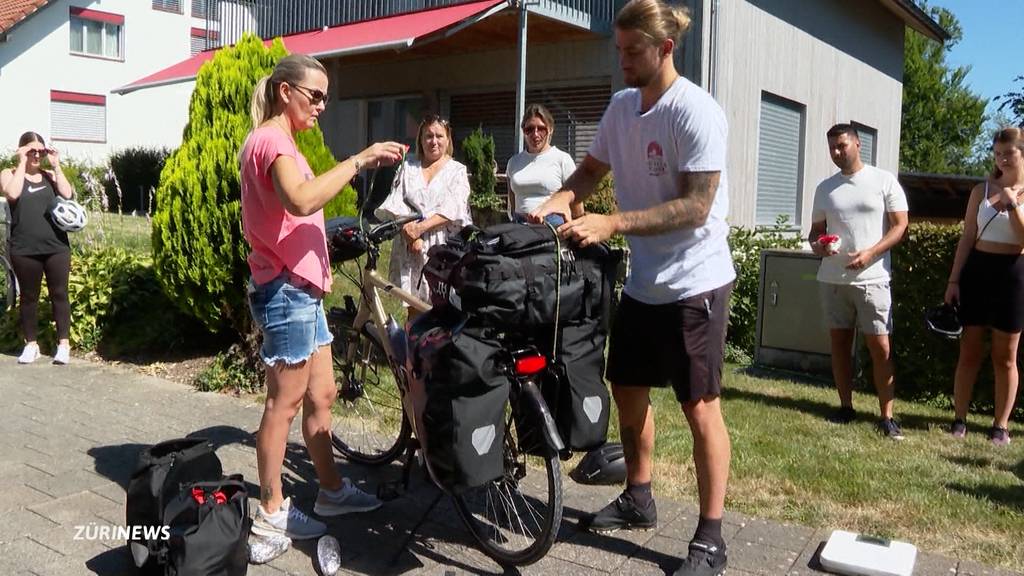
[350,156,363,172]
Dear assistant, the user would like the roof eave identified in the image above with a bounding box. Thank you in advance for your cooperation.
[880,0,950,43]
[1,1,51,37]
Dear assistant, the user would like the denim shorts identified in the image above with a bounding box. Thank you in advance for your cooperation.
[248,274,333,366]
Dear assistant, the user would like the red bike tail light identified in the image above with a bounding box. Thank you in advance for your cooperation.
[514,355,547,375]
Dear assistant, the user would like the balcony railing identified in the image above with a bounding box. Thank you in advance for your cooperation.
[202,0,615,50]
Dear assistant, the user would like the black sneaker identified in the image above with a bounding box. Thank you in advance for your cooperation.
[585,491,657,533]
[673,540,727,576]
[828,405,857,424]
[878,418,905,441]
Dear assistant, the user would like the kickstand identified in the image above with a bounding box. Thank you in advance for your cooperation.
[376,438,420,502]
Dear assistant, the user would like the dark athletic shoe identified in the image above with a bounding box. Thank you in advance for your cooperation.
[828,406,857,424]
[989,426,1011,446]
[673,540,727,576]
[949,419,967,438]
[585,491,657,533]
[878,418,905,441]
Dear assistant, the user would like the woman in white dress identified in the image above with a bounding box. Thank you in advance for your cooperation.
[376,114,472,317]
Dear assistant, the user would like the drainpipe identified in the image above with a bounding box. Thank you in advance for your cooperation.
[514,0,529,155]
[709,0,720,98]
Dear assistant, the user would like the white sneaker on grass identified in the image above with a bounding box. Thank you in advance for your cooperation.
[18,343,40,364]
[251,497,326,540]
[53,344,71,365]
[314,478,382,516]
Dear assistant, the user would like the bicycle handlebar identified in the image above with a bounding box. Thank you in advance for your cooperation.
[367,214,422,244]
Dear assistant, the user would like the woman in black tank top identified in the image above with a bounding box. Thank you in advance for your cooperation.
[0,131,76,365]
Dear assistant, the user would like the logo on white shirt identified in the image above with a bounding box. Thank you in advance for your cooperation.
[27,185,46,193]
[646,141,666,176]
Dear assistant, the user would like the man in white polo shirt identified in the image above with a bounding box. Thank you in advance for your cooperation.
[533,1,733,574]
[808,123,909,440]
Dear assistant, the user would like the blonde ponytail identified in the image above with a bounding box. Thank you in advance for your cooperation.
[250,75,273,129]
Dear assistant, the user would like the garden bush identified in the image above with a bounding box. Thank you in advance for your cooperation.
[0,245,208,355]
[460,126,500,211]
[152,34,337,337]
[109,146,171,214]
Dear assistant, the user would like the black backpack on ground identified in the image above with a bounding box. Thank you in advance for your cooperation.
[409,309,510,493]
[125,438,249,576]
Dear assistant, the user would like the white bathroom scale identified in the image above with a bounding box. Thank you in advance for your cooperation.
[819,530,917,576]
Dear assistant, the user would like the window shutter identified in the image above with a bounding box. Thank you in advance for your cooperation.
[755,95,804,226]
[449,84,611,170]
[856,126,876,166]
[51,99,106,142]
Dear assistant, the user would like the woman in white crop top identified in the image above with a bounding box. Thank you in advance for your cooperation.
[944,126,1024,446]
[506,103,581,225]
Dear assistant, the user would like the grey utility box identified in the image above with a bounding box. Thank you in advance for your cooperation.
[755,249,832,374]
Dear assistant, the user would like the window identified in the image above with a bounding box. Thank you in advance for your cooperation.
[50,91,106,143]
[190,27,218,55]
[192,0,219,21]
[853,122,877,166]
[755,93,805,226]
[69,7,123,59]
[152,0,182,13]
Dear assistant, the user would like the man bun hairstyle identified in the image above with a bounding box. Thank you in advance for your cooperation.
[615,0,692,45]
[249,53,327,129]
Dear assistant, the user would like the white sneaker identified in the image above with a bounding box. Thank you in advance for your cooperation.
[313,478,382,516]
[251,497,326,540]
[18,343,40,364]
[53,344,71,365]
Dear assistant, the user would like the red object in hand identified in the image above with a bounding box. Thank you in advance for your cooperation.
[818,234,839,245]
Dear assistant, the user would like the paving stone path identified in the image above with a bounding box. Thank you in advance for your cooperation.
[0,354,1019,575]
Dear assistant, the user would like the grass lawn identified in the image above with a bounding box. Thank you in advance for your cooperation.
[633,367,1023,571]
[77,211,152,255]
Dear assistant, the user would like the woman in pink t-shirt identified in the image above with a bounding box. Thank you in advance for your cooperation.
[239,53,404,540]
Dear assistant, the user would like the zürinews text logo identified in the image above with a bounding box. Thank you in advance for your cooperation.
[74,523,170,541]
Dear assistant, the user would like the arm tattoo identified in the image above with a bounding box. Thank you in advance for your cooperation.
[617,172,720,236]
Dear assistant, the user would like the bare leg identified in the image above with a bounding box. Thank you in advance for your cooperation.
[681,396,730,519]
[829,329,856,408]
[611,386,655,485]
[257,360,310,512]
[863,334,894,419]
[953,327,986,421]
[303,345,343,491]
[989,329,1020,430]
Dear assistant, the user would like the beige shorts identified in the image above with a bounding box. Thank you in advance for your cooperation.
[819,281,893,335]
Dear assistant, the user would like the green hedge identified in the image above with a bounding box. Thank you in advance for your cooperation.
[0,245,211,356]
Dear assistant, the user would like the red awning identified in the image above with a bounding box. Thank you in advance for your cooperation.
[113,0,507,95]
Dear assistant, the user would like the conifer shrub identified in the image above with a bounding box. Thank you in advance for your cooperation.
[152,34,338,335]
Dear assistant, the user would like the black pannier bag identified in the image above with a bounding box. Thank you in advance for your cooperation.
[126,438,223,575]
[409,309,510,493]
[425,223,586,328]
[162,475,250,576]
[538,318,610,452]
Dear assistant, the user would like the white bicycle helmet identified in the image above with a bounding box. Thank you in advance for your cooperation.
[50,198,88,232]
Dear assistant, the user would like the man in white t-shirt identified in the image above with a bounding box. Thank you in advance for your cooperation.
[808,123,909,440]
[533,1,734,574]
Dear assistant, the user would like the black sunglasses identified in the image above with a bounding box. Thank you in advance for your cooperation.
[26,148,52,158]
[419,113,450,127]
[290,83,329,105]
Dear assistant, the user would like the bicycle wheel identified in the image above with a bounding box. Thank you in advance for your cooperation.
[328,312,410,466]
[453,408,563,566]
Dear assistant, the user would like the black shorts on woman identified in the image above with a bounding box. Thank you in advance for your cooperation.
[606,282,732,403]
[959,248,1024,333]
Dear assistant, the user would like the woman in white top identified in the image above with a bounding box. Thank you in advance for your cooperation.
[944,126,1024,446]
[506,104,581,224]
[376,114,472,316]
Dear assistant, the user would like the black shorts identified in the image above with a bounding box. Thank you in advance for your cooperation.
[606,282,732,404]
[959,249,1024,333]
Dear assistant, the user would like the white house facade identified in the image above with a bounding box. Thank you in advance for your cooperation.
[0,0,217,160]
